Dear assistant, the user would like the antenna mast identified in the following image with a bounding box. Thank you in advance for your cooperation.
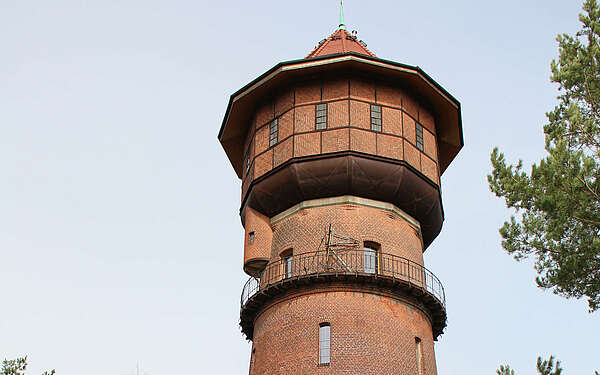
[339,0,346,30]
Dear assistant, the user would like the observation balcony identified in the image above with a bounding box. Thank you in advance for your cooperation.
[240,249,447,340]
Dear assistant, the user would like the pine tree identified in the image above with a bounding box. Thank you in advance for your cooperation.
[497,365,516,375]
[0,357,54,375]
[1,357,27,375]
[536,356,563,375]
[488,0,600,311]
[496,355,598,374]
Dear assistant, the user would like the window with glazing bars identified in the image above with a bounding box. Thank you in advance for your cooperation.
[245,145,251,173]
[281,248,293,278]
[316,103,327,130]
[370,104,382,132]
[416,123,424,151]
[363,241,379,274]
[269,118,278,147]
[364,248,377,274]
[285,256,293,278]
[319,323,331,364]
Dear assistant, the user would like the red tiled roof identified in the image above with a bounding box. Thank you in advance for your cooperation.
[306,29,375,59]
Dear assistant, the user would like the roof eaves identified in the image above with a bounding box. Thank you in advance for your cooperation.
[218,52,462,142]
[217,52,464,158]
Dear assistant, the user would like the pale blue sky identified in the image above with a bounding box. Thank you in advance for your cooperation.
[0,1,598,374]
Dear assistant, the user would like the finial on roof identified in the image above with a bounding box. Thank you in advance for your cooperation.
[339,0,346,30]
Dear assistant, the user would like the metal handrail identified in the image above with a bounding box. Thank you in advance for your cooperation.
[240,249,445,309]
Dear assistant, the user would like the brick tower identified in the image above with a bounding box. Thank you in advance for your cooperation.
[218,10,463,375]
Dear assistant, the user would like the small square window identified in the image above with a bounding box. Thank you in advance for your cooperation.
[370,105,382,132]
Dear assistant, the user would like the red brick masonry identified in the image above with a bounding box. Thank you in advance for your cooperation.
[250,289,438,375]
[241,78,439,202]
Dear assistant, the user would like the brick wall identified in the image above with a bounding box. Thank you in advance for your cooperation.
[241,78,440,202]
[243,207,272,274]
[250,289,438,375]
[270,202,423,265]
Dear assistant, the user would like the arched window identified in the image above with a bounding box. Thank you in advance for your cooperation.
[280,248,293,278]
[363,241,380,274]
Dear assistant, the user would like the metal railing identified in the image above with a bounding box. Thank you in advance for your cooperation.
[241,249,445,309]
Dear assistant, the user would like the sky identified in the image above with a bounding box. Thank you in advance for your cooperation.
[0,0,598,374]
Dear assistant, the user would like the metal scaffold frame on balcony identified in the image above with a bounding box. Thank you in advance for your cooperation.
[323,224,359,272]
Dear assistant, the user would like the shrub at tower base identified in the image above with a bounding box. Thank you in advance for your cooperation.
[488,0,600,312]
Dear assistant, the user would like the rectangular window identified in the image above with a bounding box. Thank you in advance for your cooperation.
[281,249,293,278]
[363,242,379,274]
[269,118,279,147]
[248,231,255,244]
[319,324,331,365]
[245,146,251,173]
[370,104,382,132]
[316,103,327,130]
[249,348,256,373]
[415,337,423,375]
[363,248,377,274]
[416,123,424,151]
[285,256,293,278]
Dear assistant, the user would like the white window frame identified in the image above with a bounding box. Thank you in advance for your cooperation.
[319,324,331,365]
[363,247,377,274]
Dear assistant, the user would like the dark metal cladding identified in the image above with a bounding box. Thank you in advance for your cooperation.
[241,152,443,248]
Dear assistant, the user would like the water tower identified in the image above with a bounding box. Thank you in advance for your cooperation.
[218,9,463,374]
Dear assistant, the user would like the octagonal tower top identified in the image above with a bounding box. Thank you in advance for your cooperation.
[218,12,463,180]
